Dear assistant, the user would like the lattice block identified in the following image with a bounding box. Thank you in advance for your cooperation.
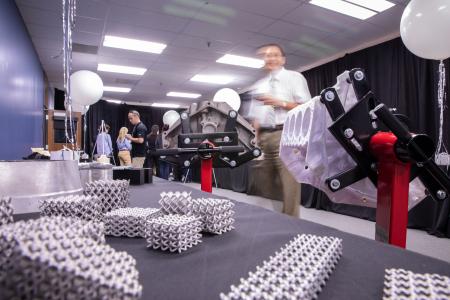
[220,234,343,300]
[104,207,162,237]
[190,198,235,234]
[0,216,142,300]
[145,214,202,253]
[0,196,13,226]
[383,268,450,300]
[39,194,102,221]
[84,179,130,213]
[159,191,192,215]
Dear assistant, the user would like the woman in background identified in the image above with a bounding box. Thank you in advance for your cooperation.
[117,127,132,166]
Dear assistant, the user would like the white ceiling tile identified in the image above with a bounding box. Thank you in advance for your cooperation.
[97,47,160,64]
[104,22,177,44]
[209,0,302,19]
[72,31,101,46]
[169,35,235,53]
[182,20,254,44]
[27,23,62,40]
[284,54,313,70]
[107,4,191,33]
[283,3,362,35]
[16,0,61,12]
[17,5,60,27]
[75,16,105,35]
[365,4,403,32]
[77,0,109,20]
[260,20,330,42]
[109,0,202,16]
[335,22,386,44]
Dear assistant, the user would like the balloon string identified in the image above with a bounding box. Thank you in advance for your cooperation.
[436,60,448,169]
[62,0,77,150]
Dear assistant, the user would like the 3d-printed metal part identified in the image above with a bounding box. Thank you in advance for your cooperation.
[189,198,235,234]
[220,234,342,300]
[383,269,450,300]
[279,71,426,209]
[145,214,202,253]
[39,194,102,221]
[84,179,130,213]
[159,191,235,234]
[0,216,142,300]
[0,196,13,226]
[104,207,162,238]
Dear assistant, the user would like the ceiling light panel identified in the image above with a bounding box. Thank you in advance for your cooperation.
[98,63,147,75]
[190,74,234,85]
[167,92,201,98]
[309,0,377,20]
[151,103,180,108]
[216,54,264,69]
[344,0,395,13]
[103,86,131,93]
[103,35,167,54]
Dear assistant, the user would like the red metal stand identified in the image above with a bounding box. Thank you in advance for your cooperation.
[370,132,411,248]
[201,158,213,193]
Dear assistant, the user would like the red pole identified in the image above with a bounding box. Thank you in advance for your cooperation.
[201,158,213,193]
[370,132,411,248]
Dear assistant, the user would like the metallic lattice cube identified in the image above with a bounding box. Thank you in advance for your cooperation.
[84,179,130,213]
[0,196,14,226]
[0,216,142,300]
[383,268,450,300]
[39,194,102,221]
[104,207,162,238]
[145,214,202,253]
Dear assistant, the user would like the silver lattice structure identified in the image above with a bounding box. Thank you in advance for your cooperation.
[383,268,450,300]
[220,234,343,300]
[104,207,162,238]
[0,216,142,300]
[159,191,235,234]
[189,198,235,234]
[39,194,102,221]
[159,191,193,215]
[145,214,202,253]
[0,196,14,226]
[84,179,130,213]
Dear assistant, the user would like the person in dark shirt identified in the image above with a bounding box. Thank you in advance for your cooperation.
[126,110,147,168]
[146,124,159,173]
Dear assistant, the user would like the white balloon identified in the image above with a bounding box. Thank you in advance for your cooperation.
[70,70,104,106]
[400,0,450,60]
[163,110,180,127]
[213,88,241,111]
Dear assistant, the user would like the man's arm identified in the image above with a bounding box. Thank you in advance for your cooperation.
[126,135,144,143]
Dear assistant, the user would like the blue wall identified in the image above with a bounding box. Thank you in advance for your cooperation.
[0,0,44,159]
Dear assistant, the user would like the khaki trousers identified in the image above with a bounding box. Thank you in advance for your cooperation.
[132,156,145,168]
[118,150,131,166]
[257,130,301,217]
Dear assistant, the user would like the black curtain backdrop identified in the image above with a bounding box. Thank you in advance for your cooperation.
[84,100,182,162]
[300,37,450,238]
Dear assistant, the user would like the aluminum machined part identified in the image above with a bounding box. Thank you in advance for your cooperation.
[84,179,130,213]
[220,234,343,300]
[104,207,162,238]
[0,196,14,226]
[383,269,450,300]
[0,160,84,214]
[279,71,426,209]
[145,214,202,253]
[39,194,102,221]
[162,101,257,151]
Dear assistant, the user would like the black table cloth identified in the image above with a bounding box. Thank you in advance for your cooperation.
[13,178,450,300]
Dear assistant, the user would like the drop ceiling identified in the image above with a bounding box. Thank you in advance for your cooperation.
[15,0,409,107]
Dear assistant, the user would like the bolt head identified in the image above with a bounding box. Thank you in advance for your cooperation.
[354,70,364,81]
[229,110,237,118]
[184,138,190,144]
[344,128,354,139]
[325,91,335,102]
[181,112,188,120]
[330,179,340,190]
[436,190,447,200]
[230,160,237,167]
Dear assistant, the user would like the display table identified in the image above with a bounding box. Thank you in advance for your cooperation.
[14,178,450,299]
